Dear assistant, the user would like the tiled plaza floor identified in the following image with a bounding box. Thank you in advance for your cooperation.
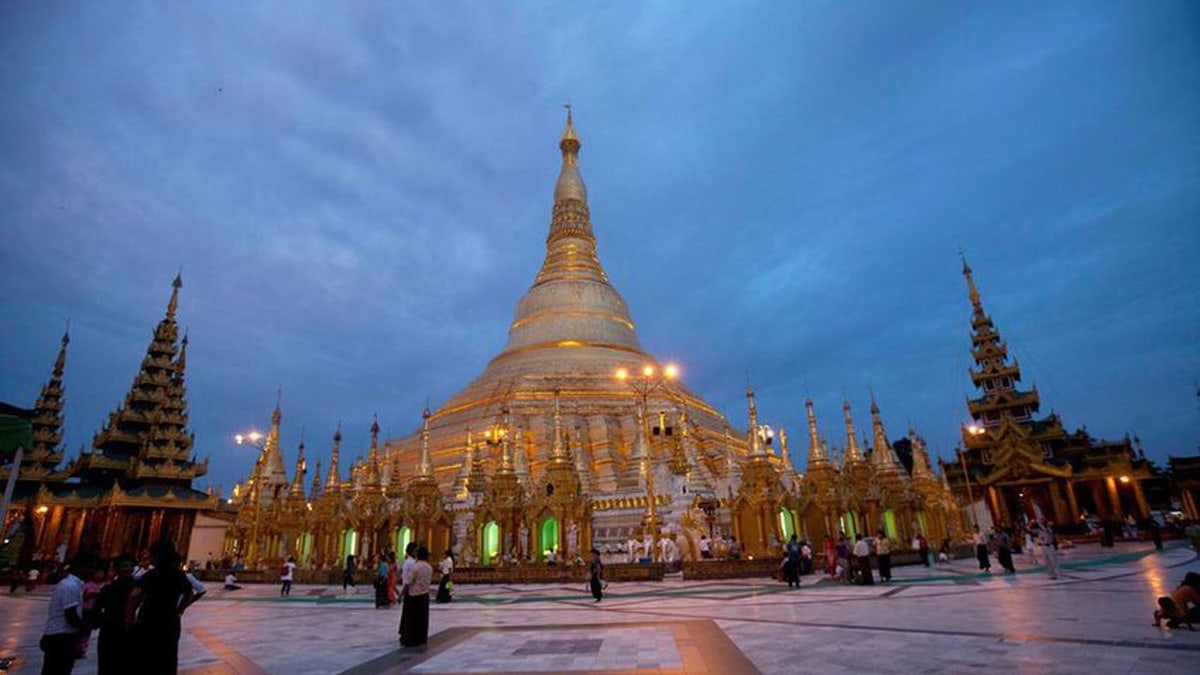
[2,542,1197,674]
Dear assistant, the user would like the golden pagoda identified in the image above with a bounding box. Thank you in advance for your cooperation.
[380,110,751,564]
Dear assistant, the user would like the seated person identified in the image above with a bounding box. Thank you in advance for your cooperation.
[1155,572,1200,630]
[223,572,242,591]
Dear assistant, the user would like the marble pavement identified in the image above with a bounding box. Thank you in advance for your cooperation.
[2,542,1197,674]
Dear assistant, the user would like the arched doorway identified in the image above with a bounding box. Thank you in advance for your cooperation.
[840,512,857,539]
[540,517,559,559]
[395,526,412,555]
[778,507,796,541]
[882,510,898,540]
[481,521,500,566]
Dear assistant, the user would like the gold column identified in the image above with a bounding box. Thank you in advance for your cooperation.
[1065,481,1080,523]
[1132,480,1150,519]
[1105,477,1124,521]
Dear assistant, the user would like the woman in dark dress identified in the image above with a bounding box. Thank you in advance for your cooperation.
[996,528,1016,574]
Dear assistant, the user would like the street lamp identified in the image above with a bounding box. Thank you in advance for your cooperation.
[614,361,680,538]
[235,431,266,566]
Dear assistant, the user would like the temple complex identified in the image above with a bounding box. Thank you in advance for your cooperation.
[0,277,217,562]
[223,112,964,571]
[941,261,1152,530]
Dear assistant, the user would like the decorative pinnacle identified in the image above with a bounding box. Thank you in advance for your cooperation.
[560,103,579,152]
[418,406,432,477]
[166,274,183,319]
[961,253,983,313]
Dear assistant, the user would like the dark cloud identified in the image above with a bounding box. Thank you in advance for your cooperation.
[1,2,1197,491]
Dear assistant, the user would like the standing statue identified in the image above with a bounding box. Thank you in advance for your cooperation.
[642,533,655,562]
[566,522,579,560]
[627,537,640,563]
[518,522,529,560]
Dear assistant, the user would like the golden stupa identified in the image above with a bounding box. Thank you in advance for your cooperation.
[382,110,748,556]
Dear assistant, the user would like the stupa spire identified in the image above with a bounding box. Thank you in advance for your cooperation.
[260,393,288,487]
[325,424,342,492]
[417,407,433,477]
[842,400,864,464]
[869,395,904,475]
[289,437,307,497]
[550,388,566,461]
[309,459,322,498]
[805,398,828,467]
[747,385,766,457]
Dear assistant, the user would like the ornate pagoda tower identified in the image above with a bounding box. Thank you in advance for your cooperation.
[945,259,1149,529]
[28,276,215,560]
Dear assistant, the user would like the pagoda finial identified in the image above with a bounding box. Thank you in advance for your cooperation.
[805,398,827,466]
[746,384,765,457]
[869,396,904,475]
[325,423,342,491]
[166,273,182,319]
[961,253,983,314]
[551,387,566,461]
[309,459,322,498]
[290,438,307,497]
[842,399,863,464]
[551,106,589,217]
[417,407,433,477]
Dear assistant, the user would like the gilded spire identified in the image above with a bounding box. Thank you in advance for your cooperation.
[513,425,531,487]
[167,273,182,320]
[550,387,566,461]
[747,385,766,457]
[805,398,828,467]
[325,423,342,492]
[535,106,608,287]
[289,437,307,497]
[417,407,433,477]
[869,395,904,475]
[309,458,322,498]
[260,394,288,487]
[961,254,983,315]
[909,429,934,479]
[842,400,863,464]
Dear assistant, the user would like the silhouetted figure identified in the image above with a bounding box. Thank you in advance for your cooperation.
[129,540,196,674]
[39,552,96,675]
[96,556,136,675]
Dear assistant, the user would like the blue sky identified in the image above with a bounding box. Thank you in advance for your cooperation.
[1,1,1197,493]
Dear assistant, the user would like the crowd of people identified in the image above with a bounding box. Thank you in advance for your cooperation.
[36,538,200,675]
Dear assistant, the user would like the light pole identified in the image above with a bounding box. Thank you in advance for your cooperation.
[615,362,680,539]
[959,424,986,527]
[235,431,266,566]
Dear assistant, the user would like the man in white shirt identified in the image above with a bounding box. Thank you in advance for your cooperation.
[40,553,96,675]
[699,535,712,559]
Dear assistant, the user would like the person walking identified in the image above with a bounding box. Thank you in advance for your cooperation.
[875,530,893,582]
[973,526,992,572]
[589,548,604,602]
[436,550,454,604]
[374,554,390,608]
[39,552,95,675]
[800,540,813,576]
[130,539,196,674]
[95,556,136,675]
[784,534,801,588]
[280,556,296,597]
[824,535,836,579]
[915,532,930,567]
[399,546,433,648]
[1035,521,1059,579]
[342,554,356,593]
[996,528,1016,574]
